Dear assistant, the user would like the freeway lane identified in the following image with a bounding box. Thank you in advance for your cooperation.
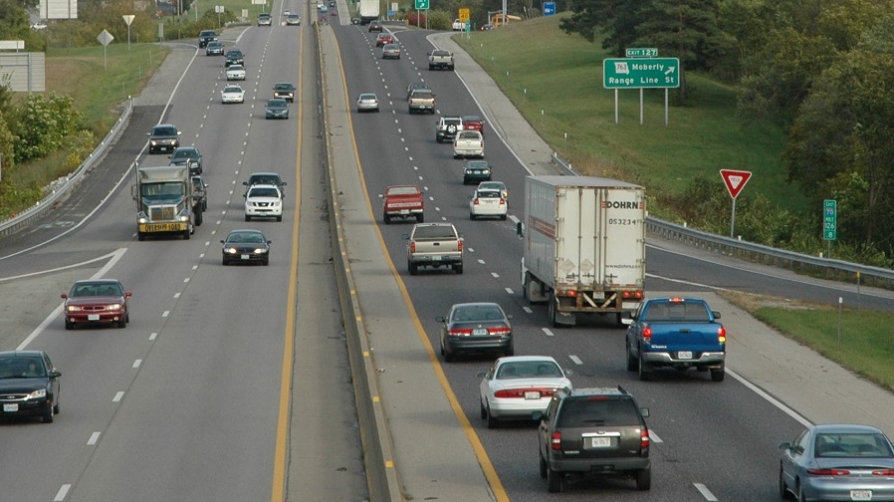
[0,10,367,502]
[334,26,894,501]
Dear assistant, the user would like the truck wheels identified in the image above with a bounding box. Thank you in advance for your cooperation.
[638,353,653,381]
[711,364,725,382]
[137,233,145,242]
[408,261,418,275]
[383,213,391,224]
[548,293,560,327]
[195,208,203,226]
[454,262,463,274]
[626,342,637,371]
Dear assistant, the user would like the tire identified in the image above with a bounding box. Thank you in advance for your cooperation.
[470,213,476,220]
[245,215,251,222]
[486,404,499,429]
[443,343,454,362]
[548,292,560,327]
[636,468,651,491]
[222,258,228,266]
[796,481,805,502]
[638,351,653,381]
[454,262,463,274]
[436,136,442,143]
[117,317,126,328]
[183,229,191,240]
[408,261,418,275]
[194,209,203,226]
[383,214,391,224]
[64,319,73,330]
[138,233,145,241]
[779,466,794,500]
[500,214,507,221]
[711,366,726,382]
[416,214,424,223]
[429,65,434,70]
[539,454,548,479]
[480,400,487,419]
[263,258,269,266]
[504,345,514,357]
[276,215,282,222]
[547,467,563,493]
[53,402,60,414]
[626,341,638,371]
[44,407,54,423]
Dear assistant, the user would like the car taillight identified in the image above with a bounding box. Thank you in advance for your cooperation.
[643,326,652,343]
[449,328,473,336]
[641,428,650,449]
[499,198,505,205]
[874,470,894,476]
[807,468,850,476]
[457,240,463,252]
[551,432,562,450]
[718,326,727,343]
[473,198,480,205]
[410,242,416,253]
[622,290,644,299]
[487,326,511,336]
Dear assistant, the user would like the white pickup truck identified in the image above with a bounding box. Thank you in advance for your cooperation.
[452,18,465,31]
[428,50,455,71]
[403,223,464,275]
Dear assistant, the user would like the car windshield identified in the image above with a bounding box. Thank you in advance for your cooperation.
[467,161,489,169]
[70,282,123,297]
[0,357,46,378]
[275,84,293,90]
[153,127,177,136]
[557,398,640,427]
[249,188,279,198]
[229,233,266,244]
[452,305,504,322]
[249,175,281,185]
[497,361,561,379]
[141,181,184,200]
[815,433,894,458]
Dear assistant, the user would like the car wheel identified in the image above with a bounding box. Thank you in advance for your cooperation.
[263,258,269,266]
[547,467,563,493]
[64,319,73,330]
[636,468,651,490]
[443,345,454,362]
[539,454,548,479]
[505,345,514,357]
[480,400,487,419]
[454,263,463,274]
[383,214,391,224]
[408,261,418,275]
[638,350,653,381]
[796,481,805,502]
[195,209,203,226]
[138,233,145,241]
[711,365,726,382]
[276,215,282,222]
[436,136,442,143]
[416,214,424,223]
[626,342,638,371]
[245,215,251,222]
[117,317,127,329]
[53,402,60,414]
[500,214,507,221]
[486,404,499,429]
[779,466,794,500]
[470,212,476,220]
[222,258,228,266]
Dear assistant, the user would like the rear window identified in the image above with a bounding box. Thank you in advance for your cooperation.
[413,225,456,239]
[644,301,711,322]
[815,433,894,458]
[557,397,641,427]
[387,187,419,196]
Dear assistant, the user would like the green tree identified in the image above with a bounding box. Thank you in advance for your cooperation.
[559,0,639,56]
[10,93,84,163]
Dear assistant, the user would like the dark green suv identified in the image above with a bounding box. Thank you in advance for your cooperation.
[537,386,651,493]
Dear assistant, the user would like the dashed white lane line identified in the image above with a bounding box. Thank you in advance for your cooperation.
[542,327,554,337]
[54,484,71,501]
[569,355,583,365]
[113,391,124,402]
[87,432,101,445]
[694,483,718,501]
[132,359,142,369]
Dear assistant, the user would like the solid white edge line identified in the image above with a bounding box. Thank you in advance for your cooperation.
[727,368,813,428]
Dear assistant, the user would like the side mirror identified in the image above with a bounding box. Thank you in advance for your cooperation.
[640,407,650,418]
[621,317,634,326]
[401,233,410,240]
[778,442,792,451]
[378,194,383,198]
[49,370,62,378]
[712,311,721,319]
[220,240,225,244]
[130,184,138,200]
[506,314,513,320]
[476,371,487,378]
[435,316,446,322]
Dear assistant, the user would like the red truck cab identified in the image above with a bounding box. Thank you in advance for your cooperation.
[381,185,424,224]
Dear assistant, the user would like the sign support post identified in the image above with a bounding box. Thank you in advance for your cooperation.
[720,169,753,238]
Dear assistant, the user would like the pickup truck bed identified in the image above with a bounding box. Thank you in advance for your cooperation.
[408,89,436,114]
[382,185,424,224]
[624,298,726,382]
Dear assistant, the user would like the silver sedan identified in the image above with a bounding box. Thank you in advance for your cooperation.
[478,355,572,429]
[356,93,379,113]
[779,423,894,501]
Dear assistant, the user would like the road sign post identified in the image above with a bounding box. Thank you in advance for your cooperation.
[824,199,837,258]
[719,169,752,238]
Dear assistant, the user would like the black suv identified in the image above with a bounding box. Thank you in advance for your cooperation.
[198,29,217,48]
[147,124,181,154]
[224,49,244,67]
[537,386,651,493]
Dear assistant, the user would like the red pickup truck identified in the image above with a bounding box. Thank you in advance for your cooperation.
[381,185,424,224]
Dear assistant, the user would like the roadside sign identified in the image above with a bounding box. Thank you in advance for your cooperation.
[414,0,428,9]
[824,200,837,240]
[96,29,114,46]
[543,1,556,15]
[625,48,657,58]
[603,58,679,89]
[720,169,752,199]
[458,8,469,22]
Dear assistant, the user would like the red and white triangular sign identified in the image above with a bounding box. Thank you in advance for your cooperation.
[720,169,752,199]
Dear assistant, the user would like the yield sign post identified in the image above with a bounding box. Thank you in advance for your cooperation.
[720,169,752,238]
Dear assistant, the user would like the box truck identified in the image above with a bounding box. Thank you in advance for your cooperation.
[359,0,379,24]
[518,176,646,327]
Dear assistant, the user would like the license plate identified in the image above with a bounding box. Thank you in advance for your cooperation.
[3,403,18,412]
[851,490,872,501]
[241,254,250,260]
[431,256,441,261]
[524,391,541,400]
[147,223,181,232]
[472,328,487,336]
[88,314,100,321]
[678,351,693,359]
[400,210,409,214]
[589,437,611,448]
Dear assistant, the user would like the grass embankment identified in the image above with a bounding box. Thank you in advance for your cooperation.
[454,16,894,392]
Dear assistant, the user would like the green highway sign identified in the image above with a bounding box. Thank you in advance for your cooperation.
[603,58,680,89]
[415,0,428,9]
[824,199,837,240]
[626,48,658,58]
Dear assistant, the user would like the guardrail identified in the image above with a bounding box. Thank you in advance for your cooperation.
[549,152,894,290]
[0,99,134,239]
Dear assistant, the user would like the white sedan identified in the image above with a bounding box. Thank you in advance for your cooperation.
[478,355,572,428]
[356,93,379,112]
[226,64,246,81]
[453,130,484,159]
[221,84,245,104]
[469,187,507,220]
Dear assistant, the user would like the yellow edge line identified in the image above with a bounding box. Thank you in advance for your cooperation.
[334,31,510,502]
[270,25,303,502]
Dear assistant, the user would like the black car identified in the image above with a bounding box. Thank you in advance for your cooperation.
[243,172,287,198]
[221,229,271,266]
[265,98,289,119]
[205,40,224,56]
[437,302,513,362]
[537,387,651,493]
[463,160,492,184]
[198,29,218,48]
[192,175,208,211]
[273,82,297,102]
[0,350,61,423]
[168,146,203,174]
[147,124,181,154]
[224,49,244,67]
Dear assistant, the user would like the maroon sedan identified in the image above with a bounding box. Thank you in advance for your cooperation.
[462,115,486,137]
[376,33,394,47]
[61,279,131,329]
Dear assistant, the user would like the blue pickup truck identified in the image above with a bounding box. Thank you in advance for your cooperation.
[624,298,726,382]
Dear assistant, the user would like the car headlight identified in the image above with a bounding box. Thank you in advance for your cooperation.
[67,305,82,312]
[150,140,157,145]
[107,303,123,310]
[179,214,190,222]
[224,247,238,254]
[254,248,268,254]
[27,388,47,400]
[138,215,149,223]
